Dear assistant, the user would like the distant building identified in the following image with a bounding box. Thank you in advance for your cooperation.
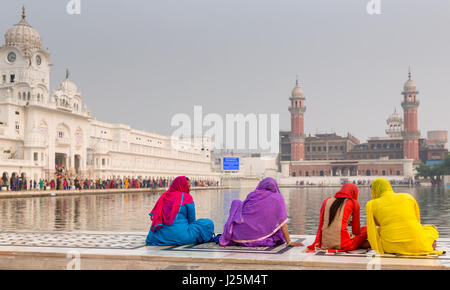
[420,131,448,163]
[280,70,448,178]
[304,133,360,161]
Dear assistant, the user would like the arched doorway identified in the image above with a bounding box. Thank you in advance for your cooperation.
[55,153,67,174]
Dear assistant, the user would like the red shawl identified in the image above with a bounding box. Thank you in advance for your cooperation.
[149,176,194,232]
[307,183,360,251]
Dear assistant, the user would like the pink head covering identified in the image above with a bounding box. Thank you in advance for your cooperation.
[149,176,194,232]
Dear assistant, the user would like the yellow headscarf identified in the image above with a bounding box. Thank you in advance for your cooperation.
[370,178,394,200]
[366,178,442,255]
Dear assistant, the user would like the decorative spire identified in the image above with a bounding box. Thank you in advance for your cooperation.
[66,69,70,79]
[408,66,412,80]
[22,5,26,20]
[296,75,299,87]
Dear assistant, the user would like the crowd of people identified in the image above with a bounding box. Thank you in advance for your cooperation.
[295,178,420,186]
[147,176,443,257]
[0,172,219,192]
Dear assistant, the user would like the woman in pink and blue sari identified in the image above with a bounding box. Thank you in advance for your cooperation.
[219,177,303,247]
[146,176,214,246]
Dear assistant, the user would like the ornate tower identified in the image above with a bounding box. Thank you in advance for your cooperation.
[401,69,420,160]
[385,108,403,138]
[289,77,306,161]
[0,6,51,102]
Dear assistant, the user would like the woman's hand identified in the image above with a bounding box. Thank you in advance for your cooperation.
[287,241,304,247]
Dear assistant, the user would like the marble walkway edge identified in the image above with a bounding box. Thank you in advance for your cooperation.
[0,232,449,270]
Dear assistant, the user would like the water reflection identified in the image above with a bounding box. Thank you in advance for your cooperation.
[0,186,448,237]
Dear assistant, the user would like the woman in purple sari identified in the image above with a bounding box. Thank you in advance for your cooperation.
[219,177,303,247]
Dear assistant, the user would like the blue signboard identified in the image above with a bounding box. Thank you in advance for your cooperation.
[426,160,444,168]
[223,157,239,171]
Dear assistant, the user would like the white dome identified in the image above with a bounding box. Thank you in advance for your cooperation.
[387,109,402,123]
[403,79,417,92]
[291,86,303,98]
[403,70,418,93]
[58,78,78,94]
[4,10,41,55]
[291,77,305,98]
[386,109,403,138]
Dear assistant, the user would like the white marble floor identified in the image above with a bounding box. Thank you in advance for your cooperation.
[0,230,448,270]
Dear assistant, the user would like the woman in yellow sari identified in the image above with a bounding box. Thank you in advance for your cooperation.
[366,178,442,255]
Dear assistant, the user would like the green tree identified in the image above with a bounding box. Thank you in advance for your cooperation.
[416,154,450,186]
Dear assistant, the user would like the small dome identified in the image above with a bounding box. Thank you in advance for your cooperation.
[58,70,78,94]
[4,9,41,55]
[291,86,303,97]
[403,79,417,92]
[387,109,402,122]
[403,70,418,93]
[386,109,403,138]
[291,77,304,98]
[58,78,78,94]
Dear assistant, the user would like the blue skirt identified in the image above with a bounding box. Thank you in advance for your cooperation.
[146,203,214,246]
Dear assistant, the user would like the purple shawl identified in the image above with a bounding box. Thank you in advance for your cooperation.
[219,177,288,246]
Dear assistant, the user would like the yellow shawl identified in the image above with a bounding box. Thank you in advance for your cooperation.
[366,178,442,255]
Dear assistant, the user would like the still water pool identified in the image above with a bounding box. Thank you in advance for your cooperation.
[0,186,449,237]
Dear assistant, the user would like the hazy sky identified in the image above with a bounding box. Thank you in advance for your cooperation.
[1,0,449,144]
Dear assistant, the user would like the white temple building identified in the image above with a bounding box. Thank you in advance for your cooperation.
[0,8,217,181]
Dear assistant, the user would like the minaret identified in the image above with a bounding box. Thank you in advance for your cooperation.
[289,76,306,161]
[401,69,420,160]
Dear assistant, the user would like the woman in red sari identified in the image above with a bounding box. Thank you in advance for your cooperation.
[308,183,368,252]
